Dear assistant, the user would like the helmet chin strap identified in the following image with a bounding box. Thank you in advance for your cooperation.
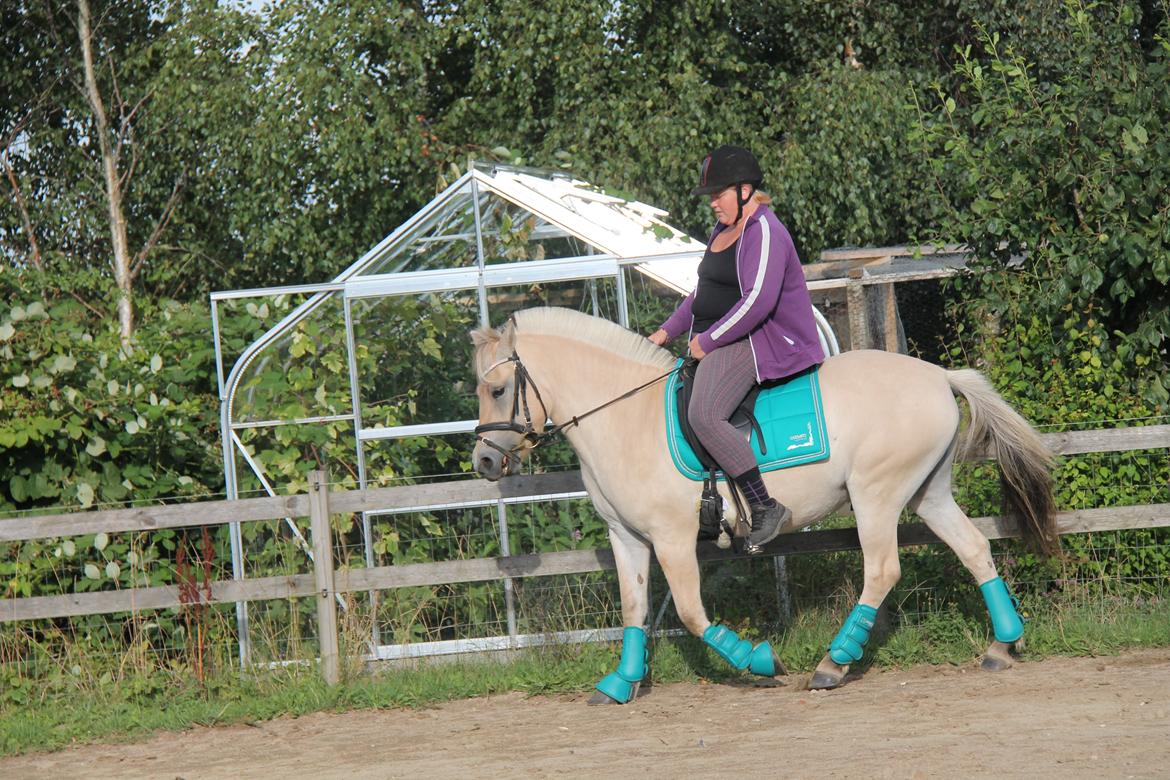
[734,183,755,225]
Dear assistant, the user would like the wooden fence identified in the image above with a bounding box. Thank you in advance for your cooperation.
[2,424,1168,684]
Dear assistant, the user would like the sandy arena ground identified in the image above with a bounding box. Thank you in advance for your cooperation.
[4,648,1169,779]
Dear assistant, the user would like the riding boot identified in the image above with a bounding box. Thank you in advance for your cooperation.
[745,498,791,554]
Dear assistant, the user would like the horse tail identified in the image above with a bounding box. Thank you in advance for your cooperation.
[946,369,1060,557]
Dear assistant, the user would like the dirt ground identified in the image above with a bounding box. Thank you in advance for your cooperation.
[4,648,1169,780]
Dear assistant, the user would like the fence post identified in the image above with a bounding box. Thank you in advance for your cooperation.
[846,271,870,350]
[880,282,900,352]
[309,470,340,686]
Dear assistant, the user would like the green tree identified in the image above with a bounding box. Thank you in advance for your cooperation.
[917,2,1169,405]
[1,1,192,340]
[162,1,439,293]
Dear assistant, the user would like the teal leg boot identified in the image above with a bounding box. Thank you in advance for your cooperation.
[828,604,878,665]
[980,577,1024,642]
[702,624,783,677]
[980,577,1024,672]
[592,626,648,704]
[810,604,877,690]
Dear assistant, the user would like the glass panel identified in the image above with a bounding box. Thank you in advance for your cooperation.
[359,426,477,485]
[477,198,593,265]
[233,421,359,495]
[349,292,479,437]
[483,277,622,327]
[345,183,609,281]
[227,294,353,425]
[623,264,688,336]
[216,289,333,398]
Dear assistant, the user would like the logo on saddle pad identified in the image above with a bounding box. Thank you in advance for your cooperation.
[665,360,830,481]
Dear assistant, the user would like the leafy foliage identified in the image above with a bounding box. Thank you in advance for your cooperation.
[915,3,1170,405]
[0,276,221,515]
[1,0,1168,687]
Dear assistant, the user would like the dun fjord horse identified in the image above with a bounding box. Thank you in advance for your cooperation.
[471,308,1056,703]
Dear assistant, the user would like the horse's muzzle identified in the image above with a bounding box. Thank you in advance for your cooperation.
[473,440,521,481]
[475,449,504,481]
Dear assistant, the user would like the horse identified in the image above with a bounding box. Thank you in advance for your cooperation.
[470,307,1057,703]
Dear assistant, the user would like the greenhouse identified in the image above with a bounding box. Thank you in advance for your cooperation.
[211,162,838,662]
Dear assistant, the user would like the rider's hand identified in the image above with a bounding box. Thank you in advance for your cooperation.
[688,335,707,359]
[647,329,669,346]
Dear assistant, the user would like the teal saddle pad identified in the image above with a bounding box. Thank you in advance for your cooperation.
[664,360,830,481]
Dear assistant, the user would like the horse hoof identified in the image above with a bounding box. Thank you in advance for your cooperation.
[808,670,844,690]
[588,689,622,705]
[980,640,1017,672]
[772,649,788,677]
[746,649,788,687]
[588,680,641,705]
[808,654,848,690]
[980,654,1010,672]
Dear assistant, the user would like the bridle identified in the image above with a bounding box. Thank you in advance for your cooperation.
[474,350,678,464]
[474,352,553,460]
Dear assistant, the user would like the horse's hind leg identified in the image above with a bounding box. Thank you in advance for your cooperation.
[809,501,903,690]
[911,457,1026,671]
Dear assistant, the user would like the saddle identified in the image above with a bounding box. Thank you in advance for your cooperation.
[670,357,830,543]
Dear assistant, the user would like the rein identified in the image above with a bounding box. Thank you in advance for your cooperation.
[474,351,678,460]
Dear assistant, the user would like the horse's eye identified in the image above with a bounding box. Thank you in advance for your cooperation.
[491,387,506,399]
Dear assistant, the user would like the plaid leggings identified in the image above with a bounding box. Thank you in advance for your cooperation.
[687,338,759,478]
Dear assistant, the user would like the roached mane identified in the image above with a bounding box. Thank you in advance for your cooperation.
[470,307,675,380]
[515,308,676,370]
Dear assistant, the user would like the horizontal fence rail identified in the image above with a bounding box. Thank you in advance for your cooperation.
[6,503,1170,625]
[2,424,1168,680]
[5,426,1166,545]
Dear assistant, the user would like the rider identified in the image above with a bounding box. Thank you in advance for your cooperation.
[649,145,826,554]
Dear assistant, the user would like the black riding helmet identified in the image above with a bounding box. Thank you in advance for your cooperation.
[692,145,764,224]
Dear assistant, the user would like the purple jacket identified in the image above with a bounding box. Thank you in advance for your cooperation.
[660,204,825,382]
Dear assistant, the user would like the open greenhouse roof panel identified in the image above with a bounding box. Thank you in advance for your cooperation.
[336,163,704,295]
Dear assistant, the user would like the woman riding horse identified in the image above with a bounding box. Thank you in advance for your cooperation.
[472,150,1057,702]
[649,145,825,554]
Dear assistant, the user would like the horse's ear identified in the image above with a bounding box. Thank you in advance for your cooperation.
[470,319,516,352]
[498,319,517,352]
[469,326,497,349]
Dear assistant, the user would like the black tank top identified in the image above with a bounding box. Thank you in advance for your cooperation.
[692,239,740,332]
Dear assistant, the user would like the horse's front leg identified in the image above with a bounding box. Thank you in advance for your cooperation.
[589,520,653,705]
[654,538,785,680]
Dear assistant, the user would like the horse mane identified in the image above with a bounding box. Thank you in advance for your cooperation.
[504,307,675,371]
